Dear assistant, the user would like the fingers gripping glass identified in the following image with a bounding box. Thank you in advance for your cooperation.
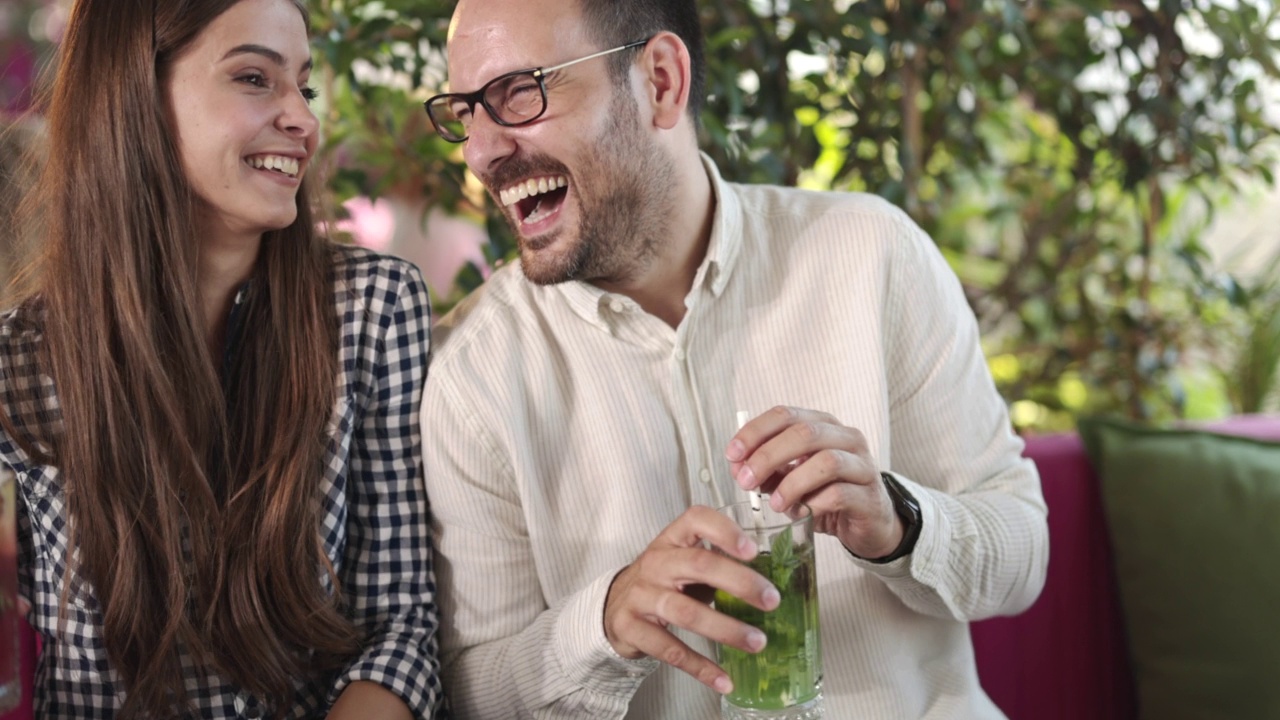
[425,37,652,142]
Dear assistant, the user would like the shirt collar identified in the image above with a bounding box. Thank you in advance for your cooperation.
[698,152,743,298]
[221,279,254,382]
[553,152,745,327]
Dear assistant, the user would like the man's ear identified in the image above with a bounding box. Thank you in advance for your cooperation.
[636,31,691,130]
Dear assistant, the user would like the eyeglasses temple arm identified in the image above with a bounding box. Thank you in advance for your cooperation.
[538,37,651,75]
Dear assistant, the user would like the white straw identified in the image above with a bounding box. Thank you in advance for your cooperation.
[736,410,766,531]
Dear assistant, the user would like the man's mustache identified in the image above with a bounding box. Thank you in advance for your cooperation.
[483,155,572,197]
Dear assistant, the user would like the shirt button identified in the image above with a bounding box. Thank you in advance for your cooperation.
[610,299,625,313]
[673,347,687,361]
[699,468,711,483]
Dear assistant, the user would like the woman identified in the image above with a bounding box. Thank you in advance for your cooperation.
[0,0,443,717]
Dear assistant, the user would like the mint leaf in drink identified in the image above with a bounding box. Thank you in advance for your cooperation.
[769,527,796,590]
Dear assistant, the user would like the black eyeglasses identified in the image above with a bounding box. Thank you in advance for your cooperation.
[424,37,652,143]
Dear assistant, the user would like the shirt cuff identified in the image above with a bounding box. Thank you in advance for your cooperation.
[330,619,444,718]
[554,570,661,697]
[847,473,947,584]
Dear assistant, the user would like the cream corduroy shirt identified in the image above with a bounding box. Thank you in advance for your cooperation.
[423,157,1048,719]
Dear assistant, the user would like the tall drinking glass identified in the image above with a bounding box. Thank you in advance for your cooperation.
[713,501,823,719]
[0,467,20,712]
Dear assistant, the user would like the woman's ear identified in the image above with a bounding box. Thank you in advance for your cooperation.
[636,31,691,130]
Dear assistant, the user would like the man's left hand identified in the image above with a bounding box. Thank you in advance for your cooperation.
[726,406,903,560]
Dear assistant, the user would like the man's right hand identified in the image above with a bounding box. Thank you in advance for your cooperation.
[603,505,781,694]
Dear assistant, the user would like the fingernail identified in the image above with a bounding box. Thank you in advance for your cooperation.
[736,465,755,489]
[714,675,734,694]
[726,439,746,461]
[762,585,780,610]
[769,493,784,511]
[737,534,755,556]
[746,629,767,652]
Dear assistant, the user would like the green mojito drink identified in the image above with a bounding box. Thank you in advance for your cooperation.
[714,502,823,719]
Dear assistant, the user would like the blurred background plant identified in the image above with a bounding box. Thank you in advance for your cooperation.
[1221,247,1280,414]
[3,0,1280,433]
[689,0,1280,431]
[305,0,496,306]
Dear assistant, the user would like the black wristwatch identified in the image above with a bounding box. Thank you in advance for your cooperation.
[864,472,922,564]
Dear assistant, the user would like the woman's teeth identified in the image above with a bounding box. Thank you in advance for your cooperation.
[247,155,300,178]
[499,175,567,207]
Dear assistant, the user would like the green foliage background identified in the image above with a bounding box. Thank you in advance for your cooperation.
[306,0,1280,431]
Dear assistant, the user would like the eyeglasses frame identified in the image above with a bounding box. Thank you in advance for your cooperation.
[424,36,653,142]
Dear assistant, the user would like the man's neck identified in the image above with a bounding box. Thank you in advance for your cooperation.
[593,154,715,328]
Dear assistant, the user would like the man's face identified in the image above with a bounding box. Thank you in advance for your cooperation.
[447,0,676,286]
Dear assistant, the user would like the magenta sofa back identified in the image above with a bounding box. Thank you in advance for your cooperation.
[971,432,1136,719]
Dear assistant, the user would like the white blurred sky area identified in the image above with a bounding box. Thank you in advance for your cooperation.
[1069,2,1280,277]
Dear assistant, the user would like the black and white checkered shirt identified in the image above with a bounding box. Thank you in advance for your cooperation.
[0,246,444,718]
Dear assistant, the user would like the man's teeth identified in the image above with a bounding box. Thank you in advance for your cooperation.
[499,176,567,207]
[247,155,300,178]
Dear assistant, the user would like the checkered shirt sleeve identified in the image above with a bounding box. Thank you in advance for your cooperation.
[325,246,444,718]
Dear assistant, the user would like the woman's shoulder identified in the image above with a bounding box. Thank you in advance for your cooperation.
[330,242,428,293]
[0,302,54,461]
[0,301,46,371]
[328,243,431,326]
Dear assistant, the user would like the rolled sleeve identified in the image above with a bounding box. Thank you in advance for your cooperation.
[331,259,444,717]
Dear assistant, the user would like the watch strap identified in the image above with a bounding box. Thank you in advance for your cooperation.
[864,471,922,564]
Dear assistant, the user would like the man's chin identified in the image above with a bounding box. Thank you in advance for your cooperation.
[518,244,585,286]
[519,258,574,286]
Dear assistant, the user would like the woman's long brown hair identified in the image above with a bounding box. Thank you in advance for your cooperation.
[6,0,361,715]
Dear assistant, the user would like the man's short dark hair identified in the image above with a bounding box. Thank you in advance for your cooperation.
[578,0,705,122]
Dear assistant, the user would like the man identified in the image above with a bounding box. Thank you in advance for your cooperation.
[421,0,1049,717]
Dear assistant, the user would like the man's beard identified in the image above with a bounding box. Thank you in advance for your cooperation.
[494,90,677,286]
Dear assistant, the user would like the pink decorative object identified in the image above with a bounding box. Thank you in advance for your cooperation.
[337,196,396,252]
[336,196,488,300]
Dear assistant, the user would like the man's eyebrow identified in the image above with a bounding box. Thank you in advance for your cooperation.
[220,44,313,72]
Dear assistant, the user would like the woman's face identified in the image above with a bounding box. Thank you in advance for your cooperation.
[166,0,318,246]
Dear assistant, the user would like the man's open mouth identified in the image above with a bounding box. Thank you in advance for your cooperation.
[499,175,569,225]
[245,154,301,179]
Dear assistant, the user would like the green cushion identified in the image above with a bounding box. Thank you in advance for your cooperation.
[1078,417,1280,720]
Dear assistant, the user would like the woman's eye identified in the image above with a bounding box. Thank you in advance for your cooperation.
[237,72,268,88]
[301,86,319,103]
